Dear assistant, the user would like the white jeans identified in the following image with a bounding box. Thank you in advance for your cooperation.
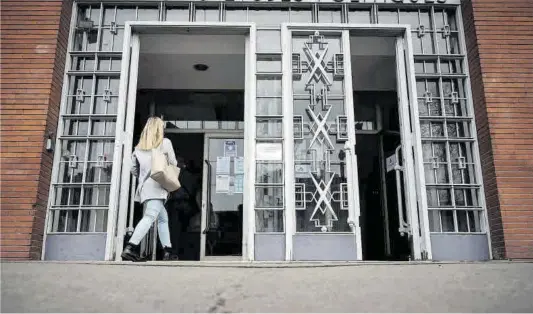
[129,199,171,248]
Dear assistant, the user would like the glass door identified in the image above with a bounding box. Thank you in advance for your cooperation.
[285,28,362,261]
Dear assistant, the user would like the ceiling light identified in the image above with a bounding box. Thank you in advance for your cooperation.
[193,64,209,71]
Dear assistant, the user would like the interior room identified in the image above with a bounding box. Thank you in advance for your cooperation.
[350,35,410,261]
[129,33,246,261]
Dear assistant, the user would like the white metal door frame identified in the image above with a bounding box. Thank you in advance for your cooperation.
[281,23,428,260]
[111,22,256,261]
[201,132,245,261]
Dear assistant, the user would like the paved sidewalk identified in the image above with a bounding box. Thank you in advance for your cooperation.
[2,261,533,312]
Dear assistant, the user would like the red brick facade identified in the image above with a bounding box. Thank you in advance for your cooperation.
[1,0,72,259]
[0,0,532,260]
[462,0,533,260]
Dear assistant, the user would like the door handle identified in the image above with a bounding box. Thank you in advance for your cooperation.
[394,145,410,236]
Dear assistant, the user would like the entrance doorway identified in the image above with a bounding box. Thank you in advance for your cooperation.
[350,36,412,261]
[117,28,249,261]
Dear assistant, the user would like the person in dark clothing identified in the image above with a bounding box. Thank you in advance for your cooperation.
[165,160,203,259]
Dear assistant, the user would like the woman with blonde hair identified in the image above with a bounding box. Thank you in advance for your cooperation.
[122,117,178,261]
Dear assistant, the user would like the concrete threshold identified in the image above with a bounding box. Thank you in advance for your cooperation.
[4,259,528,268]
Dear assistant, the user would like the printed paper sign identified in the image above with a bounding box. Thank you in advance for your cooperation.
[256,142,283,161]
[234,157,245,174]
[224,140,237,157]
[234,174,244,194]
[216,175,230,193]
[216,156,231,174]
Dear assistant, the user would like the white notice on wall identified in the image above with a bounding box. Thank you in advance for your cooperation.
[234,174,244,194]
[216,156,231,174]
[234,157,244,174]
[216,175,230,193]
[224,140,237,157]
[256,142,283,161]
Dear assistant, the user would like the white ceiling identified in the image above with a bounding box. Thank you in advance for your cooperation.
[137,34,396,91]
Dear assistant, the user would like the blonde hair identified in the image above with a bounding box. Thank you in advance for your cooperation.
[136,117,165,150]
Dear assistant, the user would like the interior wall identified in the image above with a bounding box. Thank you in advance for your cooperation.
[138,34,246,90]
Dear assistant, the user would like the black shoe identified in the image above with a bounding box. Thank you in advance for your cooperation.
[121,243,140,262]
[163,247,179,261]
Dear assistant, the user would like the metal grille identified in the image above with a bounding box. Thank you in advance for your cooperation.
[48,1,485,240]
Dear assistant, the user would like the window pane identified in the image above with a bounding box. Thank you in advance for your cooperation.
[256,98,282,116]
[255,186,283,208]
[248,8,289,27]
[256,163,283,184]
[257,78,282,97]
[255,210,284,232]
[225,7,247,22]
[257,30,281,53]
[256,118,282,138]
[196,7,219,22]
[166,7,189,21]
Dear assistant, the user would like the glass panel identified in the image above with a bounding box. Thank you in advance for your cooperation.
[457,210,468,232]
[256,118,283,138]
[78,6,101,27]
[115,7,136,25]
[349,8,372,23]
[195,7,219,22]
[54,186,82,206]
[51,210,67,232]
[72,56,96,71]
[225,6,247,22]
[257,78,282,97]
[257,30,281,53]
[255,210,284,232]
[137,7,159,21]
[64,119,89,136]
[248,8,289,26]
[80,210,108,232]
[290,7,312,23]
[468,211,482,232]
[292,32,350,233]
[83,185,111,206]
[255,186,284,208]
[257,55,282,73]
[91,119,116,136]
[256,98,282,116]
[86,162,113,183]
[66,210,79,232]
[88,140,114,161]
[256,163,283,184]
[429,210,441,232]
[318,7,342,23]
[100,28,125,51]
[93,97,118,115]
[379,10,399,24]
[441,210,455,232]
[166,7,189,21]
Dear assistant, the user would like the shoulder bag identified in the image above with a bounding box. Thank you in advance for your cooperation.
[150,146,181,192]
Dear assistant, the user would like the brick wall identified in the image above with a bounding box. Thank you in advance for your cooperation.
[0,0,72,260]
[462,0,533,259]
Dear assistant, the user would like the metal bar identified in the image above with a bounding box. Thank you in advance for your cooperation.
[42,3,79,259]
[115,33,140,261]
[281,24,294,260]
[378,134,392,256]
[403,25,433,259]
[342,30,362,260]
[103,20,133,261]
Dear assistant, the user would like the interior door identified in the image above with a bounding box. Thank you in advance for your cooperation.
[201,134,245,260]
[289,28,362,261]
